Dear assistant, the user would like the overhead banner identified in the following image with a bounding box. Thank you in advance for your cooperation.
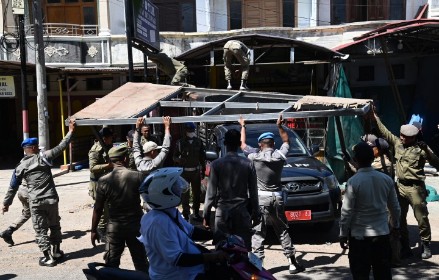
[0,76,15,97]
[132,0,160,52]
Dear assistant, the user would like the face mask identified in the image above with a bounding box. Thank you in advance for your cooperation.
[186,132,196,138]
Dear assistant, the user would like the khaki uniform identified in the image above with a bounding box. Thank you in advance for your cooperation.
[376,118,439,243]
[148,52,188,85]
[173,136,206,218]
[96,165,148,272]
[119,142,136,171]
[88,141,112,232]
[223,40,250,81]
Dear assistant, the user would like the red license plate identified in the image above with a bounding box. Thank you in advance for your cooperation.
[285,210,312,221]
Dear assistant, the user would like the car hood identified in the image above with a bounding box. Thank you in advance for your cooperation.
[282,156,333,179]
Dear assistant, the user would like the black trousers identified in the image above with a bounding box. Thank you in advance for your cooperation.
[348,235,392,280]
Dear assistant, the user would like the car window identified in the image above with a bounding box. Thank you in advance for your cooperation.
[244,129,308,156]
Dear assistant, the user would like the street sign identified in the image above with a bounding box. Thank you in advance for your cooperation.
[12,0,24,15]
[0,76,15,97]
[132,0,160,52]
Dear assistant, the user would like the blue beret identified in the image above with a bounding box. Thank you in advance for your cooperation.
[21,137,38,148]
[258,132,274,142]
[185,122,196,129]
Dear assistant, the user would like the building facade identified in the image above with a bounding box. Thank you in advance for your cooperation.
[0,0,437,164]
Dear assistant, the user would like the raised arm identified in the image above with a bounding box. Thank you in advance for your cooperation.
[366,106,398,146]
[277,115,289,144]
[44,118,76,160]
[239,116,247,150]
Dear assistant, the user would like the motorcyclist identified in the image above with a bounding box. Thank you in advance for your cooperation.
[138,167,228,280]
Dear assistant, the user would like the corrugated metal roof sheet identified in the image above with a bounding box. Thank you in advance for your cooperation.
[334,19,439,52]
[72,82,181,120]
[176,33,346,63]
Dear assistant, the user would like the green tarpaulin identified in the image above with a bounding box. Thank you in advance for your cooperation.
[326,66,364,183]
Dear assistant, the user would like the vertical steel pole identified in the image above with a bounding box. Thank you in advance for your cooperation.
[19,14,29,141]
[125,0,134,81]
[33,0,50,149]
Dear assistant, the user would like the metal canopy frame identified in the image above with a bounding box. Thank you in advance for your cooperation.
[71,86,371,127]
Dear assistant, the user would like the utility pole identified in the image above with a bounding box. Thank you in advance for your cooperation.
[33,0,50,149]
[124,0,134,81]
[13,0,29,140]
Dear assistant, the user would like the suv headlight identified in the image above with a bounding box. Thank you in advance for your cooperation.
[323,175,339,190]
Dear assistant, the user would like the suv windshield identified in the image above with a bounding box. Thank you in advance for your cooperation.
[237,126,309,157]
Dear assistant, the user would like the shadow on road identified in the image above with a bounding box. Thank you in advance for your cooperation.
[62,243,105,262]
[62,229,88,240]
[0,274,18,280]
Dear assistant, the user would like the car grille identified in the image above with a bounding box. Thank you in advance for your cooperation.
[283,180,322,194]
[285,203,330,212]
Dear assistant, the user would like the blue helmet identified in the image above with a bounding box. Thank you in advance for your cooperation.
[258,132,274,142]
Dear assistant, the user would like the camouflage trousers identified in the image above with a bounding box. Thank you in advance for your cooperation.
[11,187,31,230]
[30,197,62,252]
[223,47,250,81]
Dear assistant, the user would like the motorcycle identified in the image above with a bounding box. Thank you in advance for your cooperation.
[83,235,275,280]
[213,235,276,280]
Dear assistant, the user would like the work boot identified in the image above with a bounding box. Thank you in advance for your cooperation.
[288,256,305,274]
[0,226,15,246]
[239,80,250,91]
[39,250,56,267]
[52,244,64,261]
[227,80,232,90]
[422,241,432,259]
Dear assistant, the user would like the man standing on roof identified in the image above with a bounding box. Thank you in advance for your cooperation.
[239,115,305,274]
[369,108,439,259]
[223,40,250,91]
[173,122,206,222]
[88,127,114,242]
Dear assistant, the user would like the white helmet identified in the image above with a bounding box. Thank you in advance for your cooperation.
[139,167,189,210]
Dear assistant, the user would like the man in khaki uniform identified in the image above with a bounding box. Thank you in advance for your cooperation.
[88,127,114,241]
[370,110,439,259]
[147,52,188,85]
[91,145,148,272]
[173,122,206,221]
[223,40,250,90]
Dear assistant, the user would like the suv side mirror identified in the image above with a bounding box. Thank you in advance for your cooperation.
[206,150,218,160]
[310,145,320,155]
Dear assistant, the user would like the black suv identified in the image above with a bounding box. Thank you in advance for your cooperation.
[204,123,341,229]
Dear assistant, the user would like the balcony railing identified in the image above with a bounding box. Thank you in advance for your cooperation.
[7,23,99,37]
